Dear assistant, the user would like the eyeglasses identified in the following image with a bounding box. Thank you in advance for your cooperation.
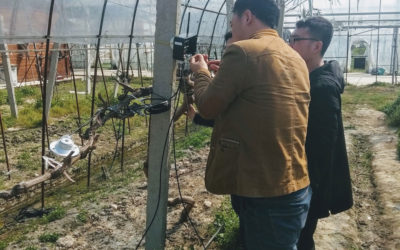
[288,37,320,44]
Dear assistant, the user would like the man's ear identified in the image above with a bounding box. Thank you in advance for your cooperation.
[313,41,323,56]
[242,9,254,25]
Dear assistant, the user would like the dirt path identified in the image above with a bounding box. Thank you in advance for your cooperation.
[314,106,400,249]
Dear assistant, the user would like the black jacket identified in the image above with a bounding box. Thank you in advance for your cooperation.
[306,60,353,218]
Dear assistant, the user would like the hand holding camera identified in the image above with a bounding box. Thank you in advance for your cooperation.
[189,54,208,74]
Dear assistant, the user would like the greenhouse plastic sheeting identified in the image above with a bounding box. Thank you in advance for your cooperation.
[0,0,230,45]
[0,0,157,44]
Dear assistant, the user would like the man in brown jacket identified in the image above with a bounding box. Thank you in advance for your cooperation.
[190,0,311,248]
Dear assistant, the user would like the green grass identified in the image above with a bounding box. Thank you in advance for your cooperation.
[342,83,400,114]
[0,241,7,250]
[25,246,38,250]
[38,232,59,243]
[173,126,212,158]
[40,206,66,224]
[209,197,240,249]
[76,210,88,224]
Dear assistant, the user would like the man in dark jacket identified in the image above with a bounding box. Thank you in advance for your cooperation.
[290,16,354,250]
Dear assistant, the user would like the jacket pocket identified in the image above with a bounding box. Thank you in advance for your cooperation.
[219,138,240,152]
[205,137,240,192]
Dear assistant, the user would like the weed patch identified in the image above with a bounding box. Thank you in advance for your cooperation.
[209,198,240,249]
[0,241,7,250]
[174,126,212,158]
[38,232,59,243]
[41,207,66,224]
[76,210,88,224]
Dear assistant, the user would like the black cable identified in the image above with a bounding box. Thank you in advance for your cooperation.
[171,92,206,248]
[134,86,181,249]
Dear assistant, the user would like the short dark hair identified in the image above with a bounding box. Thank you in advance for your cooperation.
[224,31,232,42]
[295,16,333,56]
[233,0,280,29]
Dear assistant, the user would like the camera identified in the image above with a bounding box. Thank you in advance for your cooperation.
[172,34,197,61]
[173,34,198,78]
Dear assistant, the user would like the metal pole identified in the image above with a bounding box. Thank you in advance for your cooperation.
[88,0,109,188]
[67,45,83,145]
[226,0,234,30]
[376,0,382,83]
[120,118,125,172]
[276,0,285,37]
[345,0,351,83]
[145,0,180,248]
[45,43,60,119]
[41,0,56,210]
[85,44,91,94]
[0,113,10,180]
[392,28,399,84]
[33,42,50,150]
[136,43,144,86]
[0,17,18,118]
[125,0,140,80]
[179,0,192,34]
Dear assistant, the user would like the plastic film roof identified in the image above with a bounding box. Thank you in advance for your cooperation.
[0,0,398,71]
[0,0,156,44]
[0,0,231,45]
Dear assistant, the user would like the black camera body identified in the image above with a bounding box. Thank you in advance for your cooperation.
[172,35,198,61]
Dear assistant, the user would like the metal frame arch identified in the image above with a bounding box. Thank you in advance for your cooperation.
[126,0,141,77]
[207,0,227,57]
[196,0,211,36]
[179,0,192,34]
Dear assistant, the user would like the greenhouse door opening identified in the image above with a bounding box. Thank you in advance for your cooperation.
[354,57,366,70]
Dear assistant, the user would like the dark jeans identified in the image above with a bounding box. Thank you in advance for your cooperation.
[297,214,318,250]
[231,186,311,250]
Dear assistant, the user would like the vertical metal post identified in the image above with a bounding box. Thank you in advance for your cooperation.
[226,0,234,29]
[276,0,285,37]
[136,43,144,87]
[120,118,125,172]
[45,42,60,119]
[85,44,91,94]
[41,0,56,210]
[88,0,109,188]
[375,0,382,83]
[345,0,351,83]
[391,29,398,84]
[0,17,18,118]
[0,113,10,180]
[308,0,313,16]
[145,0,180,248]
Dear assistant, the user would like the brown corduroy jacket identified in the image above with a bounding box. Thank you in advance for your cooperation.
[193,29,310,198]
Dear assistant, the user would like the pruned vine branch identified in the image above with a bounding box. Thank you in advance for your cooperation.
[0,135,99,200]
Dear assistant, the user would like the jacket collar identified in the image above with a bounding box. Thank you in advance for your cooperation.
[249,29,279,39]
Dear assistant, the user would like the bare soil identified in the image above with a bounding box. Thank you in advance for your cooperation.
[1,105,400,249]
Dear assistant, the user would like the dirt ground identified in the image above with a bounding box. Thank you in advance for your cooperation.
[2,104,400,249]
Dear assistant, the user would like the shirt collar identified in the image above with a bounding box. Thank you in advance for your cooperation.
[249,29,279,39]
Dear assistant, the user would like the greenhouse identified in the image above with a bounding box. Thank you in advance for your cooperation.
[0,0,399,249]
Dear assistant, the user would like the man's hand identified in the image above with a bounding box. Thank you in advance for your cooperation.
[190,54,208,74]
[185,104,197,120]
[207,60,221,72]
